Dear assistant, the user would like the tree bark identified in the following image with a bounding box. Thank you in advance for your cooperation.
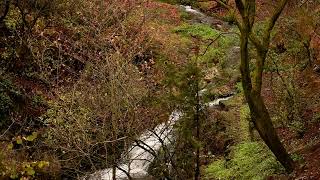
[236,0,294,172]
[245,89,294,172]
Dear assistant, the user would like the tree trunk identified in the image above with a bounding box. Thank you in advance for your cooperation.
[112,165,116,180]
[235,0,294,172]
[239,20,294,172]
[246,92,294,172]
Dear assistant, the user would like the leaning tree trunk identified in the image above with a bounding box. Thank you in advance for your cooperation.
[240,31,294,173]
[245,90,294,172]
[237,0,294,172]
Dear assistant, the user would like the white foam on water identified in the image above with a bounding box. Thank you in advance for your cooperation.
[89,111,182,180]
[180,5,204,16]
[89,95,233,179]
[207,96,233,107]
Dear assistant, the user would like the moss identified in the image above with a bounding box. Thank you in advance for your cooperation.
[174,24,238,68]
[206,142,285,180]
[173,23,220,40]
[205,159,234,179]
[289,121,306,137]
[290,153,304,164]
[179,10,193,20]
[236,82,243,93]
[239,105,251,141]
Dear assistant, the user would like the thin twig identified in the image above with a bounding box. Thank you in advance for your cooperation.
[0,121,15,138]
[202,32,239,56]
[91,136,127,146]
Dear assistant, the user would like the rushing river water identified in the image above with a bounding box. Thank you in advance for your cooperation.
[87,6,234,180]
[182,5,205,15]
[87,96,233,180]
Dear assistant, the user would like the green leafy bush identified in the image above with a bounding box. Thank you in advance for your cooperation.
[205,142,285,180]
[0,142,51,179]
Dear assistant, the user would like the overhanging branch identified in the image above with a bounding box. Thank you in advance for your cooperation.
[263,0,289,46]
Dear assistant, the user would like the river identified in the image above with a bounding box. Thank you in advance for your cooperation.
[87,5,234,180]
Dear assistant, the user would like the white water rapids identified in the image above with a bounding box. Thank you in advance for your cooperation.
[87,6,234,180]
[87,95,233,180]
[182,5,205,16]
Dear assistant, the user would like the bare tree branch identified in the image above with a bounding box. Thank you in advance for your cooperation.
[202,32,239,56]
[0,120,14,139]
[263,0,289,46]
